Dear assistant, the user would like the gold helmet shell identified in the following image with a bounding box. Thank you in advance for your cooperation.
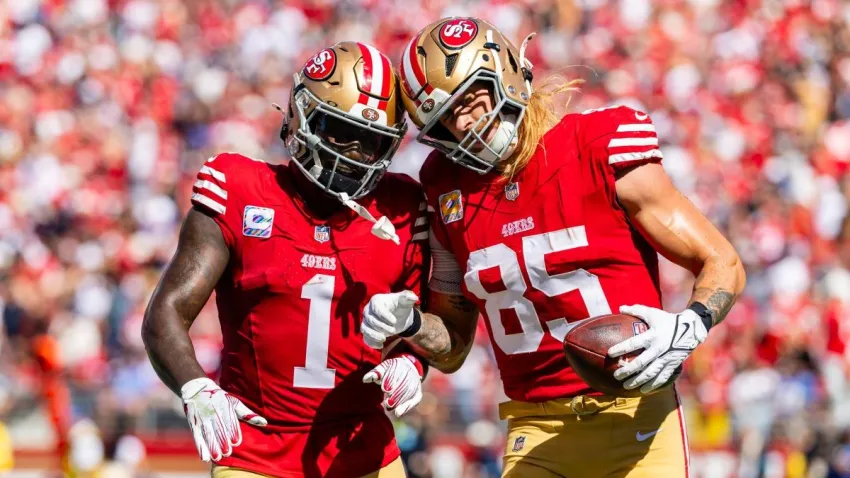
[399,17,535,174]
[281,41,407,199]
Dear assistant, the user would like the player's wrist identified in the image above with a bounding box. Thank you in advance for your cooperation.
[181,377,218,400]
[399,308,421,338]
[686,302,714,334]
[400,354,427,378]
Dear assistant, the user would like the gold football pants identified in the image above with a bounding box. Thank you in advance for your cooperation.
[212,456,406,478]
[500,387,689,478]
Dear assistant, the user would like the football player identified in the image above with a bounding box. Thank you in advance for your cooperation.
[143,42,429,478]
[360,18,746,477]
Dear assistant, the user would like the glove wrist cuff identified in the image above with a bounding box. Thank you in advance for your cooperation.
[400,354,426,378]
[399,308,422,338]
[181,377,217,401]
[687,302,714,334]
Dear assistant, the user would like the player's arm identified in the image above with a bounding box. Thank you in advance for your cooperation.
[407,291,479,373]
[615,162,746,324]
[606,162,746,393]
[143,206,266,462]
[361,231,479,373]
[142,208,228,395]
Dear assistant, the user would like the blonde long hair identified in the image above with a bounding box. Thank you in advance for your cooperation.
[501,75,584,181]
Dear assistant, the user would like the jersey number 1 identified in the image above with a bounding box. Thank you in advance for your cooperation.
[465,226,612,355]
[293,274,336,389]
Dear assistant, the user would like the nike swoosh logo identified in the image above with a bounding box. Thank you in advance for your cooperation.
[635,112,648,121]
[676,322,690,346]
[636,429,662,442]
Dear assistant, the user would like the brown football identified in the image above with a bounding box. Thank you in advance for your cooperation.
[563,313,649,398]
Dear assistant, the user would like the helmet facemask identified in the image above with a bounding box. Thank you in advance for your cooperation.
[418,70,526,174]
[287,80,407,200]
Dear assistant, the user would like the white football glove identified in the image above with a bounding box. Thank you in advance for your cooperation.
[608,305,707,394]
[361,291,419,349]
[363,355,423,417]
[181,377,267,462]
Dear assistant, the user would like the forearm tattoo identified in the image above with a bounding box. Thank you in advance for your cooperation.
[690,260,738,325]
[406,295,477,372]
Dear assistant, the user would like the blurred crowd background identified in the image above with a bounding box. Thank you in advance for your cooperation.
[2,0,850,477]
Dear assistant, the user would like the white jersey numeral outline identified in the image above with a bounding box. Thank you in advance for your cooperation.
[464,226,612,355]
[293,274,337,388]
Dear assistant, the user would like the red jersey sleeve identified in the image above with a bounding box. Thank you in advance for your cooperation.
[190,152,256,249]
[578,105,663,173]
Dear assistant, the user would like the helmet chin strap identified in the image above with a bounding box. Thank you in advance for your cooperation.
[338,192,400,245]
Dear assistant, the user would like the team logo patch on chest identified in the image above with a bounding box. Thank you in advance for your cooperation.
[438,190,464,224]
[314,225,331,243]
[242,206,274,238]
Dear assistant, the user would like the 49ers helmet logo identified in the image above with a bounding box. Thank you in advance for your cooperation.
[439,18,478,49]
[303,48,337,81]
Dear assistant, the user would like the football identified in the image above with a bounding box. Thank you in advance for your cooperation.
[563,314,649,398]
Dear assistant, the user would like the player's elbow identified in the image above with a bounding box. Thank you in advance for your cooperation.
[732,254,746,297]
[141,300,162,354]
[432,356,466,374]
[433,339,473,374]
[141,291,177,352]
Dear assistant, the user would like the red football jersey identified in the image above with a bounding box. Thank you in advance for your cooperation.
[190,153,428,475]
[421,106,664,402]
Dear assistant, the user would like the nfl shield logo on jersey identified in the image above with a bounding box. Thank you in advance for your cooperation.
[505,182,520,201]
[242,206,274,238]
[314,225,330,243]
[438,190,464,224]
[633,321,648,335]
[512,436,526,452]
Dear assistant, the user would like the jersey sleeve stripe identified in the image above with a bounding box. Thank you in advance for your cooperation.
[616,124,655,133]
[200,165,226,183]
[194,180,228,199]
[608,149,664,164]
[608,137,658,148]
[418,201,427,211]
[426,205,435,212]
[414,216,428,227]
[191,192,226,214]
[412,231,428,241]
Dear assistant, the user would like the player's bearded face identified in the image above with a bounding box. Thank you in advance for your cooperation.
[439,83,499,152]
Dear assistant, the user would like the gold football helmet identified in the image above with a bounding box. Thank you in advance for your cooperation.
[399,17,535,174]
[281,41,407,199]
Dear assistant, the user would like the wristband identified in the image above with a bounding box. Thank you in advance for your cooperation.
[399,308,422,338]
[688,302,714,332]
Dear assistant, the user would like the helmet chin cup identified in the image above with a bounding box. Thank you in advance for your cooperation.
[488,114,518,161]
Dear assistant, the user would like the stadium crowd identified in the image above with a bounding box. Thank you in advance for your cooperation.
[2,0,850,476]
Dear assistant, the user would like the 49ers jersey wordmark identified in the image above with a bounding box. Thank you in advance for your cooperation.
[190,152,428,476]
[421,106,664,402]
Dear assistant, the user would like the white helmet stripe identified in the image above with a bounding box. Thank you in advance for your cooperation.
[363,43,386,98]
[402,38,429,103]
